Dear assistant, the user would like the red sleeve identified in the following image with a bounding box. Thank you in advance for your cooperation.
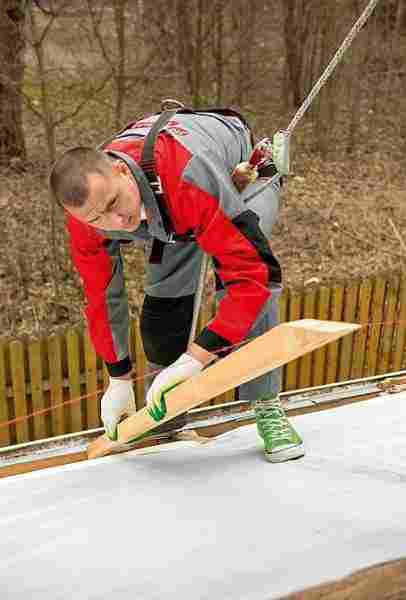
[66,215,131,374]
[174,181,279,354]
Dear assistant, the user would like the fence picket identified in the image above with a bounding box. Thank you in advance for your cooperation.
[365,278,386,377]
[279,290,287,324]
[325,285,344,384]
[9,341,30,443]
[298,289,316,389]
[392,276,406,371]
[66,329,83,433]
[102,363,109,391]
[278,290,288,387]
[134,322,147,410]
[377,277,399,375]
[0,343,11,447]
[48,334,65,436]
[312,287,331,387]
[84,329,100,429]
[196,301,217,407]
[351,279,373,379]
[284,291,302,391]
[28,340,47,440]
[338,283,359,382]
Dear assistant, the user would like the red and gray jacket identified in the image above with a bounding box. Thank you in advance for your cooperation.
[66,110,282,376]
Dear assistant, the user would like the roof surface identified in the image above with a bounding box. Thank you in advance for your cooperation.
[1,393,405,599]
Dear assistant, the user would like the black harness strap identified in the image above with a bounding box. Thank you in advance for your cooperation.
[106,101,255,261]
[140,105,197,246]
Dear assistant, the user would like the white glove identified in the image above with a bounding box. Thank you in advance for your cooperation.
[146,353,204,422]
[101,377,135,440]
[272,130,290,176]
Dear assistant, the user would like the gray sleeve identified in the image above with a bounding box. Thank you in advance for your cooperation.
[182,152,246,220]
[104,240,130,361]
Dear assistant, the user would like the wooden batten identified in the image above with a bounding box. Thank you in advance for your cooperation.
[88,319,361,459]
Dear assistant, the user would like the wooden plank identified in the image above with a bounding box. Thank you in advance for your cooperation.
[0,342,11,448]
[351,279,373,380]
[9,340,30,444]
[365,277,386,377]
[0,451,88,480]
[284,292,302,391]
[338,283,359,382]
[66,329,83,434]
[312,287,331,387]
[325,285,344,384]
[28,339,47,441]
[298,289,316,390]
[285,557,406,599]
[84,329,100,429]
[48,334,65,436]
[88,319,361,459]
[392,276,406,371]
[377,276,399,375]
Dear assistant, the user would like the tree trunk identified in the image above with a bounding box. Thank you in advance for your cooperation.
[214,0,224,105]
[0,1,26,165]
[283,0,317,108]
[113,0,128,129]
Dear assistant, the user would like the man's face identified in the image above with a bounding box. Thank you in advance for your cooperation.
[65,162,142,231]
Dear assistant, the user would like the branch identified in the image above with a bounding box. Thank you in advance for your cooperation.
[339,225,406,260]
[86,0,114,72]
[388,218,406,256]
[54,72,113,127]
[31,0,71,46]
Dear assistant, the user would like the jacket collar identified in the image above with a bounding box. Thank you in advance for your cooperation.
[105,149,171,243]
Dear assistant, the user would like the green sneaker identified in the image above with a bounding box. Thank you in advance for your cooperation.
[254,395,305,462]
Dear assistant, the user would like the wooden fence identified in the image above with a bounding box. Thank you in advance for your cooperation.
[1,274,406,449]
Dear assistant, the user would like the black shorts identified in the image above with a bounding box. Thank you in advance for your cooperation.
[140,294,195,366]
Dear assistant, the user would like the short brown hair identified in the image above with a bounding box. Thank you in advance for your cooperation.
[49,146,113,208]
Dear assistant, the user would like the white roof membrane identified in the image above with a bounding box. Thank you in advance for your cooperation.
[0,393,405,599]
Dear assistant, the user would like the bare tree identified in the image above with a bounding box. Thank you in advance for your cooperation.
[23,1,112,300]
[213,0,224,104]
[0,0,27,165]
[85,0,165,128]
[175,0,207,106]
[26,1,112,163]
[283,0,320,109]
[233,0,258,107]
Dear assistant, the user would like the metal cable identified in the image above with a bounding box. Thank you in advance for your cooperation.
[286,0,380,137]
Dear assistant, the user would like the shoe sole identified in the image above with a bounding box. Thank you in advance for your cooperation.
[264,443,305,463]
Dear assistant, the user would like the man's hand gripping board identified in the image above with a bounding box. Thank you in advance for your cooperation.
[87,319,361,459]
